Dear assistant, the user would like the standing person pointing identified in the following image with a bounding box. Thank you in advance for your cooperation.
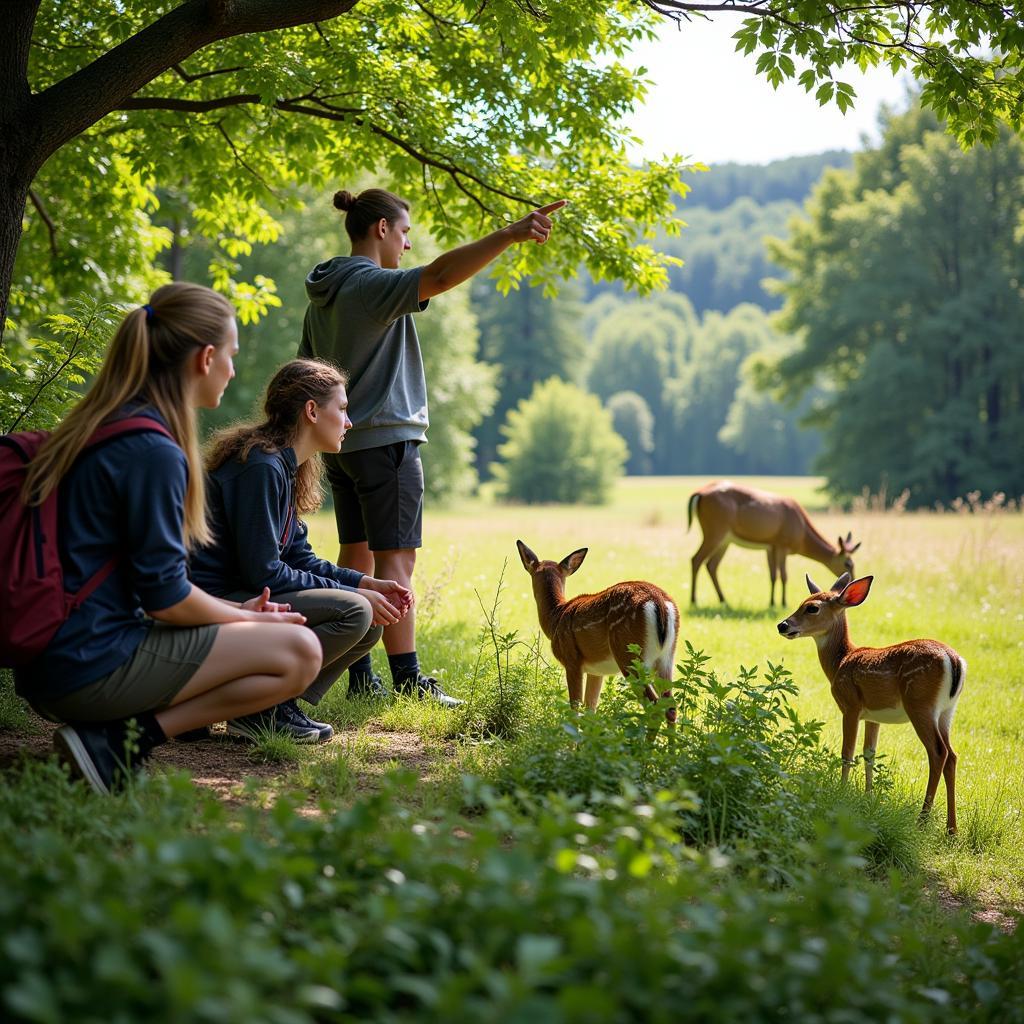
[299,190,565,704]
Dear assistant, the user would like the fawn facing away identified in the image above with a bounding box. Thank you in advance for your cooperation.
[777,572,965,834]
[516,540,679,724]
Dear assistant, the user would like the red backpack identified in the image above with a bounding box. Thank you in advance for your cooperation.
[0,416,174,668]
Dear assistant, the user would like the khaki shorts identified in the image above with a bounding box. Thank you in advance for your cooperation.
[34,622,219,723]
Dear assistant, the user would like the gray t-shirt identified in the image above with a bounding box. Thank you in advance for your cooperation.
[299,255,430,454]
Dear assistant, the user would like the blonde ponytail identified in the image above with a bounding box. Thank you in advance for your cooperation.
[23,282,235,550]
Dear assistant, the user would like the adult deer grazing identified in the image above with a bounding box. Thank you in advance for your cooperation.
[516,540,679,724]
[687,480,860,606]
[777,573,966,834]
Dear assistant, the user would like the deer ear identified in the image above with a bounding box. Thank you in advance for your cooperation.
[560,548,588,576]
[838,575,873,607]
[806,573,822,595]
[831,571,851,592]
[516,539,538,572]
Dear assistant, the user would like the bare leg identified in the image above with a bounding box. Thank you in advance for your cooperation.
[339,541,375,576]
[371,548,418,656]
[863,720,880,792]
[584,674,604,711]
[155,623,321,737]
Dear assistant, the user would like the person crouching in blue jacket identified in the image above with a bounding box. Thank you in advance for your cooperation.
[190,359,411,742]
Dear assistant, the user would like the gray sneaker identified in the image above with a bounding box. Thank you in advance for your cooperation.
[226,703,323,744]
[395,673,464,708]
[285,699,334,742]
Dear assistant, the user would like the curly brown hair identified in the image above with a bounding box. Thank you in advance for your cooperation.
[205,359,348,515]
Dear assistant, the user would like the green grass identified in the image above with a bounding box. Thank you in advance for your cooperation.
[307,474,1024,907]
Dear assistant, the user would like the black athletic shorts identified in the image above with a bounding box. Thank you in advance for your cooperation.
[324,440,424,550]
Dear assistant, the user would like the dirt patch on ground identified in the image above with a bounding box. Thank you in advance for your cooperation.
[1,709,434,806]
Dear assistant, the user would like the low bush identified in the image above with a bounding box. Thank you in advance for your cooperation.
[2,760,1020,1023]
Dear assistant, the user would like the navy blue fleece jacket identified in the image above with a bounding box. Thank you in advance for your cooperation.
[190,446,363,597]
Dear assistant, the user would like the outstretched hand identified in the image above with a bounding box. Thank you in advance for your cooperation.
[507,200,567,245]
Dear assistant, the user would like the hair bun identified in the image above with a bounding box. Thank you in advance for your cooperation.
[333,190,356,211]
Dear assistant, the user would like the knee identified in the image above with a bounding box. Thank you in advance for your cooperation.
[286,626,323,690]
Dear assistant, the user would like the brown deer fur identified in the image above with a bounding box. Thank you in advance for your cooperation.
[778,572,965,834]
[516,540,679,724]
[688,480,860,606]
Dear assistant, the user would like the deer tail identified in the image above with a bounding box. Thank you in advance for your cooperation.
[687,491,700,531]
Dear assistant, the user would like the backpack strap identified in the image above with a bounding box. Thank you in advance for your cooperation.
[85,415,175,450]
[66,415,178,612]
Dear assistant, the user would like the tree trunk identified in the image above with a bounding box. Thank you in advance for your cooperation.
[0,171,30,335]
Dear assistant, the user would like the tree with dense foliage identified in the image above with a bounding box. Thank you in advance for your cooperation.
[609,390,656,474]
[470,279,585,477]
[5,0,1024,336]
[494,378,627,504]
[766,105,1024,505]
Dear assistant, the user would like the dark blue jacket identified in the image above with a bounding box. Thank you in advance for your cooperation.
[15,406,192,700]
[189,445,363,597]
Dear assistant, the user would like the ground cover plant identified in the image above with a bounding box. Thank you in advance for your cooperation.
[2,475,1022,1019]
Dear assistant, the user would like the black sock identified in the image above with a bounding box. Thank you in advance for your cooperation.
[112,712,166,763]
[388,651,419,688]
[348,653,374,682]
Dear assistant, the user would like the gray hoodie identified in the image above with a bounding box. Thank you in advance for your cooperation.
[299,255,430,454]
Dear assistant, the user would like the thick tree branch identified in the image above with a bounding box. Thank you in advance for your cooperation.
[28,0,362,176]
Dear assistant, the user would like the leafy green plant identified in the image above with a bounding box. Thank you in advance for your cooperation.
[1,299,117,433]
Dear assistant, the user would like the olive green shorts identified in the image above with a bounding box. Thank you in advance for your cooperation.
[34,622,219,723]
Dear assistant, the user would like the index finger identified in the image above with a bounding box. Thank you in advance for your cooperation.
[536,200,567,216]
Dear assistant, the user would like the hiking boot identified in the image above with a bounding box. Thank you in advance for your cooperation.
[174,726,212,742]
[284,699,333,742]
[395,673,464,708]
[53,722,133,795]
[226,703,324,744]
[347,672,390,700]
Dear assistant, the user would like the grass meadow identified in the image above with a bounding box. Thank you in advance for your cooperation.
[309,474,1024,908]
[4,474,1024,1020]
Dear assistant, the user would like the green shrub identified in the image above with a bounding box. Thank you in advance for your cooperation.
[2,760,1020,1023]
[492,377,627,504]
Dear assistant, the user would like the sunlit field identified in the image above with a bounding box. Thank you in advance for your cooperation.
[311,474,1024,905]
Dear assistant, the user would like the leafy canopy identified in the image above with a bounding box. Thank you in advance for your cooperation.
[15,0,694,329]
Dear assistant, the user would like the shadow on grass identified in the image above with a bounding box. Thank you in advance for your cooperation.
[684,604,783,622]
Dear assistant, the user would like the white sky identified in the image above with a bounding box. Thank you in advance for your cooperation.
[625,18,914,165]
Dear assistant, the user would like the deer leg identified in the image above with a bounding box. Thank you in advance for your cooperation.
[778,553,789,607]
[908,710,948,825]
[691,535,727,605]
[938,709,958,835]
[584,674,605,712]
[767,548,778,606]
[565,664,584,709]
[863,720,880,792]
[841,711,860,783]
[705,544,729,604]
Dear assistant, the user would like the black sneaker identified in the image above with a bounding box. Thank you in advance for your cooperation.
[53,723,132,795]
[284,699,333,742]
[395,673,464,708]
[226,703,324,744]
[347,672,390,700]
[174,726,212,743]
